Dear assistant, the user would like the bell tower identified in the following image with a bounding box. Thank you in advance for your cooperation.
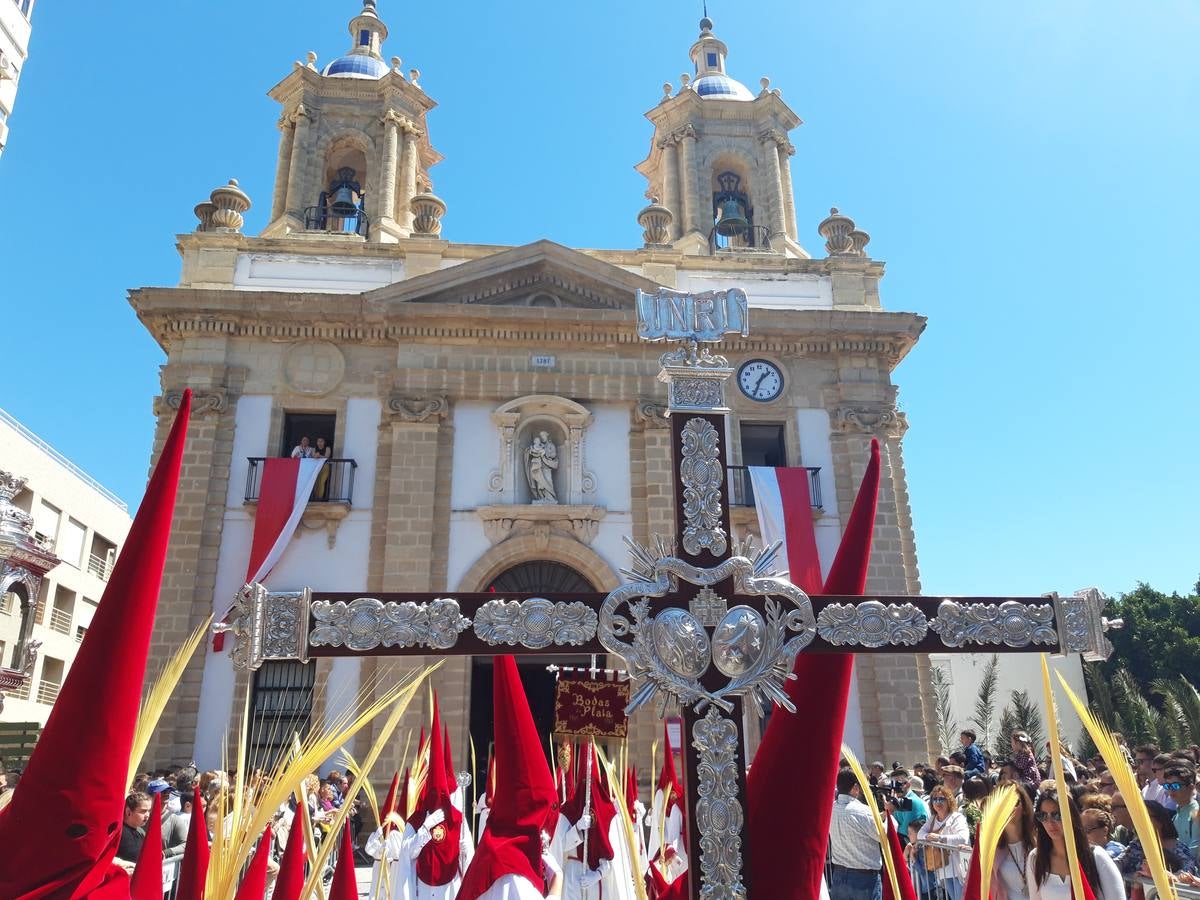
[635,17,805,257]
[262,0,445,243]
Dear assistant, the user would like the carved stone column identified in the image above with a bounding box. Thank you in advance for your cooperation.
[398,123,421,235]
[676,126,700,236]
[760,129,788,246]
[777,139,798,240]
[271,113,296,222]
[660,136,681,241]
[282,105,312,227]
[375,110,403,239]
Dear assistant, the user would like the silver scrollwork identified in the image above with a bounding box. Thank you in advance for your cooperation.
[929,600,1057,649]
[680,417,727,557]
[309,597,470,652]
[816,601,928,648]
[692,706,748,900]
[599,538,814,717]
[215,584,312,671]
[473,597,598,649]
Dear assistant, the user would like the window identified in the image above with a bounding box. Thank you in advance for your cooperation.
[0,592,14,615]
[34,501,60,545]
[247,661,316,768]
[74,626,87,643]
[707,52,718,67]
[59,518,86,568]
[739,422,787,467]
[280,412,336,458]
[36,656,64,705]
[359,29,371,45]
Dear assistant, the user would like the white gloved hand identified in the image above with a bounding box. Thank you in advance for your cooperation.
[579,870,602,888]
[541,850,563,878]
[412,826,434,855]
[577,813,592,833]
[425,808,446,828]
[598,858,612,876]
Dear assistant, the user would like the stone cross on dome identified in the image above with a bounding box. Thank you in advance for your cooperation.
[217,285,1118,898]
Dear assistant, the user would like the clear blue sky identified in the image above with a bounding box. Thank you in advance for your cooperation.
[2,1,1196,599]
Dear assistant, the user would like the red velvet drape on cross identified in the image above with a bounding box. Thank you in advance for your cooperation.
[747,439,882,900]
[0,391,191,899]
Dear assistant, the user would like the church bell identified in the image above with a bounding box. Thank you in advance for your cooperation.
[328,167,362,217]
[714,198,749,236]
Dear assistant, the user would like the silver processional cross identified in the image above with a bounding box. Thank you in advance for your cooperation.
[218,286,1118,899]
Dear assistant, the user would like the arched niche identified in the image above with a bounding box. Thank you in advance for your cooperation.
[487,395,596,506]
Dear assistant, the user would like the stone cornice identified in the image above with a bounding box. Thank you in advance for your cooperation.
[130,288,926,369]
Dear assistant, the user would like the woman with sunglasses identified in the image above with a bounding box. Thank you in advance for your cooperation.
[991,783,1035,899]
[1026,788,1124,900]
[910,785,969,900]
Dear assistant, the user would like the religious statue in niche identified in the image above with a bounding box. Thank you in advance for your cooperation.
[524,431,559,504]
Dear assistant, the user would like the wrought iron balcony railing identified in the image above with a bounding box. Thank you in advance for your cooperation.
[304,205,370,237]
[727,465,822,509]
[708,224,773,254]
[244,458,358,505]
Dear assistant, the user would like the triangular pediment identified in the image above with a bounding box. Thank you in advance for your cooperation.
[363,240,662,310]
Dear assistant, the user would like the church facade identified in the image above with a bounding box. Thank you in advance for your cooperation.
[136,2,935,778]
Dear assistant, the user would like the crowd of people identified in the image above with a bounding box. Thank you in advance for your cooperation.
[830,728,1200,900]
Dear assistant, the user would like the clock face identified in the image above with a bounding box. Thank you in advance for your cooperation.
[737,359,784,402]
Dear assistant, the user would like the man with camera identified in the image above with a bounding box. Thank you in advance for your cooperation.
[884,770,928,848]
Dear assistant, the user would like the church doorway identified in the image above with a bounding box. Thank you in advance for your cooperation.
[468,561,595,790]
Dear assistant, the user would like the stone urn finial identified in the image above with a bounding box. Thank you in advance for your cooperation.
[410,192,446,236]
[209,179,251,233]
[849,228,871,257]
[818,207,856,256]
[638,197,674,246]
[194,200,216,232]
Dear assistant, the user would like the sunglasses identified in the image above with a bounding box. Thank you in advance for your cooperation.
[1085,825,1107,834]
[1035,811,1063,823]
[1164,782,1189,792]
[931,798,948,805]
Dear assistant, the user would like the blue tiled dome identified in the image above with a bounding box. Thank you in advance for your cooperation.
[693,73,754,101]
[322,53,389,79]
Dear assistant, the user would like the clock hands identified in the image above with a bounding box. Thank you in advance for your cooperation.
[753,371,771,395]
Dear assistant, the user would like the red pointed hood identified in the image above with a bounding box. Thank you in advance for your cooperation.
[444,725,459,794]
[883,814,919,900]
[747,439,881,900]
[625,767,639,823]
[380,771,400,833]
[560,745,617,870]
[414,697,463,885]
[272,800,309,900]
[130,791,164,900]
[175,787,209,900]
[328,822,359,900]
[657,722,683,819]
[232,827,274,900]
[458,656,559,900]
[0,391,191,898]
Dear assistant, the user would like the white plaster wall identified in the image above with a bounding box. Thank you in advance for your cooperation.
[931,651,1088,754]
[447,514,490,591]
[450,403,495,511]
[232,253,468,293]
[194,397,380,766]
[590,514,634,582]
[673,270,833,311]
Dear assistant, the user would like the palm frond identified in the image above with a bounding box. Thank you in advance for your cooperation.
[1040,656,1085,900]
[128,615,212,786]
[841,743,901,900]
[1055,671,1177,900]
[977,784,1018,900]
[971,654,1000,749]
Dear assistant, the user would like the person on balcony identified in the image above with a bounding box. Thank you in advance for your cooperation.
[290,435,313,459]
[312,436,332,500]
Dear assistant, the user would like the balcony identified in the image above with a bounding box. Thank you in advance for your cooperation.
[47,607,72,635]
[727,466,823,510]
[35,680,61,705]
[244,458,357,504]
[86,552,112,581]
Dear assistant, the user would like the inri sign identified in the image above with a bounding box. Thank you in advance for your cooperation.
[636,287,750,344]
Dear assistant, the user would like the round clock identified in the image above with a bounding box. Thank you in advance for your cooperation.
[737,359,784,402]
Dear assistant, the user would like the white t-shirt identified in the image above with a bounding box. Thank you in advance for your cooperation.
[1025,845,1125,900]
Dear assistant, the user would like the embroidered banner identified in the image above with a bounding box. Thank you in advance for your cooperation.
[553,670,630,739]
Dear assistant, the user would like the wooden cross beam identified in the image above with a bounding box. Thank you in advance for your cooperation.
[218,288,1116,899]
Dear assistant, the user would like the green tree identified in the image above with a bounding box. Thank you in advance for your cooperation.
[930,664,958,757]
[971,654,1000,750]
[994,689,1045,757]
[1103,583,1200,686]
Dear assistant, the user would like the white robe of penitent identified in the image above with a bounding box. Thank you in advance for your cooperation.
[471,873,549,900]
[394,820,476,900]
[365,827,406,900]
[551,812,636,900]
[645,789,688,885]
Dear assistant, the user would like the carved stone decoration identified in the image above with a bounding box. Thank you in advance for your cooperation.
[309,597,471,652]
[598,539,815,718]
[194,201,216,232]
[158,389,228,417]
[816,601,928,648]
[817,207,856,256]
[692,706,748,900]
[849,229,871,257]
[832,404,908,439]
[670,378,725,412]
[634,399,669,429]
[929,600,1058,649]
[524,431,560,503]
[388,395,448,423]
[410,192,447,236]
[283,340,346,397]
[214,584,312,671]
[473,597,598,649]
[208,179,251,233]
[487,396,595,506]
[638,197,674,246]
[679,418,727,558]
[476,505,606,546]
